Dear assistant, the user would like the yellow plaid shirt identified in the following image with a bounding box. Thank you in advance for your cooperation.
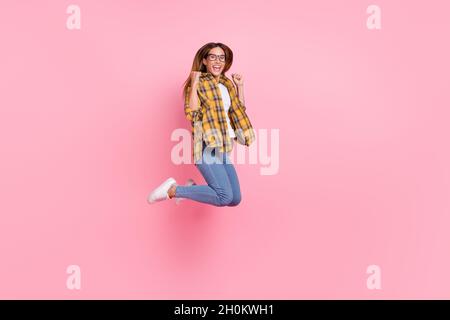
[184,72,256,163]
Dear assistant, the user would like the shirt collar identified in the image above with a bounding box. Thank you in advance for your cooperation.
[201,72,227,85]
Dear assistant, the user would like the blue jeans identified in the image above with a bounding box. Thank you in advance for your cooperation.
[174,141,242,206]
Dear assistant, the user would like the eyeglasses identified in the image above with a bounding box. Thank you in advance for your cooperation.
[206,54,226,62]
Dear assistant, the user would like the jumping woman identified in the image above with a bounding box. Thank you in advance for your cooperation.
[147,42,255,206]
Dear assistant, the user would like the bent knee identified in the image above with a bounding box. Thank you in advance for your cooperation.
[227,193,241,207]
[217,190,234,207]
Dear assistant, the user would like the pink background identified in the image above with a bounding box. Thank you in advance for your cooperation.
[1,0,449,299]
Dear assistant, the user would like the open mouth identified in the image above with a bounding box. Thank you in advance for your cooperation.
[212,65,222,72]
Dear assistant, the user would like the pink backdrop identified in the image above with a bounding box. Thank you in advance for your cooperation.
[1,0,449,299]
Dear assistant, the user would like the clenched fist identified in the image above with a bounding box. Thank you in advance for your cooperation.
[191,71,201,84]
[231,73,244,86]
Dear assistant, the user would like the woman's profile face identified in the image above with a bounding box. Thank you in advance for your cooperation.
[202,47,226,77]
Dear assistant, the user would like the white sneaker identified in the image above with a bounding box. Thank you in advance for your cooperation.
[175,178,196,205]
[147,177,177,204]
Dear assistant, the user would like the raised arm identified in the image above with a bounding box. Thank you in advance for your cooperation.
[184,71,202,122]
[232,73,246,111]
[236,83,245,110]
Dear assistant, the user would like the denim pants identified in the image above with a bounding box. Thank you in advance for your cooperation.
[174,140,241,206]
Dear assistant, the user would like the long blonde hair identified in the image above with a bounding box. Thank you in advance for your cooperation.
[182,42,234,99]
